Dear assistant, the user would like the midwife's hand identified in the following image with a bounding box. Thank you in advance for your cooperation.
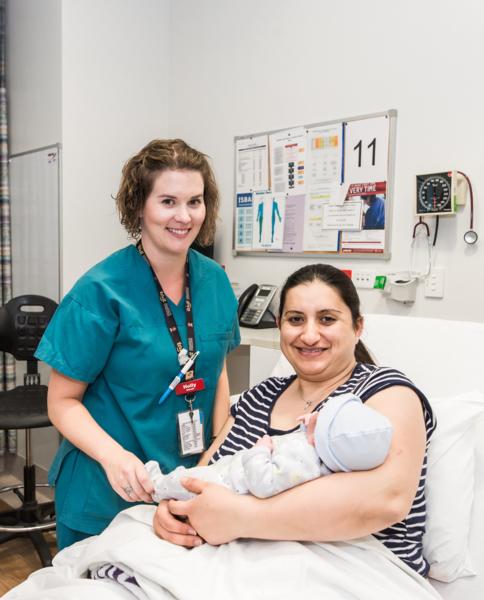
[100,448,154,503]
[169,478,254,546]
[153,500,204,547]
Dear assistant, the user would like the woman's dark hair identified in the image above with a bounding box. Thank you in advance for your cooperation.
[278,264,375,365]
[115,138,219,245]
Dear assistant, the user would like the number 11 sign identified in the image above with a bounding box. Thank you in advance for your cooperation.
[344,115,389,186]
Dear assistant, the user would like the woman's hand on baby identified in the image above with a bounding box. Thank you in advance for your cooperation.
[153,500,204,547]
[169,477,253,546]
[255,434,273,451]
[100,448,154,503]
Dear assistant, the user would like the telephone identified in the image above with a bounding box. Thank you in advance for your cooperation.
[237,284,278,328]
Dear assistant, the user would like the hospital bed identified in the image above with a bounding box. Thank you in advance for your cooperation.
[270,314,484,599]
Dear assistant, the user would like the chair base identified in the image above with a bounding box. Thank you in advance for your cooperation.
[0,479,56,567]
[0,529,54,567]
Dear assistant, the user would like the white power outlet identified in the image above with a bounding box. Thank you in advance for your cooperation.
[424,267,445,298]
[353,270,375,289]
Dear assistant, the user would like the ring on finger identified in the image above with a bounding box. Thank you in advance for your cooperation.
[123,485,134,497]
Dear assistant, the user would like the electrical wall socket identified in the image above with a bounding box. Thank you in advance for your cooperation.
[424,267,445,298]
[353,270,375,289]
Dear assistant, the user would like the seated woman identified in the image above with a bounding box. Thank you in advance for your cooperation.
[154,263,436,577]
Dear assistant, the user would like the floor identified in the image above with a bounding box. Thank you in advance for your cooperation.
[0,453,58,595]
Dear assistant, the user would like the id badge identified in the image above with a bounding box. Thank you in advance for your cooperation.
[177,408,205,456]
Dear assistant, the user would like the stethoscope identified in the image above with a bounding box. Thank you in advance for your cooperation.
[411,218,432,277]
[458,171,478,245]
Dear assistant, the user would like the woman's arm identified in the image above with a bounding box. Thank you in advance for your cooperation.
[210,361,231,438]
[48,369,153,503]
[167,385,427,545]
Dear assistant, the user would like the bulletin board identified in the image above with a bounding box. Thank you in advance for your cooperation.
[232,109,397,259]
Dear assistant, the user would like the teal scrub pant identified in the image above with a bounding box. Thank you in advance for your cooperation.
[56,521,91,550]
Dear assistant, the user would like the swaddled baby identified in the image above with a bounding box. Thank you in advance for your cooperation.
[146,393,393,501]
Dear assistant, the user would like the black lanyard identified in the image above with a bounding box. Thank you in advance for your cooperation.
[136,241,196,377]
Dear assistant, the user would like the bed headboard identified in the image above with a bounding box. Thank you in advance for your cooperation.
[362,314,484,398]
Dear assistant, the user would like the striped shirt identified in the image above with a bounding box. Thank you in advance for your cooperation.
[211,363,436,577]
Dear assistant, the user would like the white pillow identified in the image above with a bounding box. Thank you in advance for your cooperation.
[424,391,484,582]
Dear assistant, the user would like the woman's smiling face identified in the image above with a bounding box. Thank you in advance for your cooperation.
[140,169,206,258]
[278,279,362,382]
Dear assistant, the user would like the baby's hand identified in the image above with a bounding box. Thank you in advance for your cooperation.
[255,434,273,451]
[296,412,319,446]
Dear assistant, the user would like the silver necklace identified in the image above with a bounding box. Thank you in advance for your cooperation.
[303,397,318,411]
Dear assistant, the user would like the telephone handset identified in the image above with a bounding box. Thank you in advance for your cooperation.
[238,284,278,328]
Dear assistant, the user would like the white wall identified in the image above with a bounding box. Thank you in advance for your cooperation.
[61,0,171,291]
[6,0,172,469]
[9,0,483,319]
[169,0,484,322]
[6,0,61,155]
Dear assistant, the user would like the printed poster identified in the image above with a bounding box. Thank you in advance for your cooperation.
[306,123,343,196]
[340,181,386,253]
[235,135,269,193]
[235,192,253,250]
[282,194,305,253]
[269,127,306,195]
[303,192,339,252]
[343,116,389,193]
[252,193,286,250]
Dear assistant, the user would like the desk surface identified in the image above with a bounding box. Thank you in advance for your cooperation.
[240,327,280,350]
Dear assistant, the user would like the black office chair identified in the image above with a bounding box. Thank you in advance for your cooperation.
[0,295,58,566]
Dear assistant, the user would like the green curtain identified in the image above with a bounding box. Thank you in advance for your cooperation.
[0,0,16,455]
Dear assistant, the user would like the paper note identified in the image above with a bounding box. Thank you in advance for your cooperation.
[236,135,269,192]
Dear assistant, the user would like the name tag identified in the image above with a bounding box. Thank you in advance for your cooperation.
[177,409,205,456]
[175,378,205,395]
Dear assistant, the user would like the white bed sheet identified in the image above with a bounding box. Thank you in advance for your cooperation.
[5,505,441,600]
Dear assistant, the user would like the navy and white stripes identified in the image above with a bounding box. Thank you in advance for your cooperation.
[211,363,436,577]
[90,563,140,594]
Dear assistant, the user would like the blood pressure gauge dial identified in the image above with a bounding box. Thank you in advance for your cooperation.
[416,172,454,216]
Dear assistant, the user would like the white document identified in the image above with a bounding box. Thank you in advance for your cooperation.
[340,229,386,254]
[269,127,306,195]
[306,123,343,194]
[344,116,389,188]
[303,192,340,251]
[282,194,305,252]
[323,199,363,231]
[236,135,269,192]
[252,193,285,250]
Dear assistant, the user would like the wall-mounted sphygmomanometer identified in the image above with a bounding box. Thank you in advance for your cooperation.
[416,172,454,216]
[415,171,477,245]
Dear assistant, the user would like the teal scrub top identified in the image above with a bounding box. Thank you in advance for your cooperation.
[36,245,240,534]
